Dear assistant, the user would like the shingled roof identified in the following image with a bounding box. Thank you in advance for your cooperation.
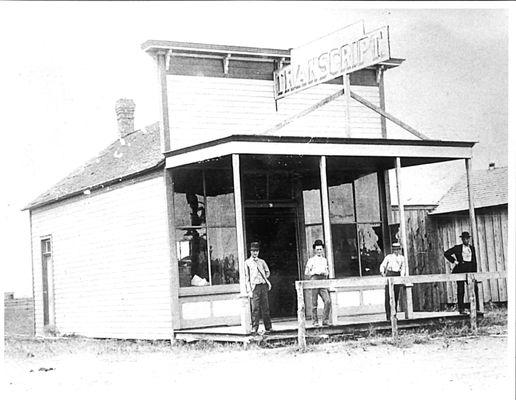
[24,123,164,210]
[430,166,508,215]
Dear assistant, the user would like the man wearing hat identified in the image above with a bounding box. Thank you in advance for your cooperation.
[444,231,479,314]
[304,239,331,326]
[244,242,272,334]
[380,242,407,320]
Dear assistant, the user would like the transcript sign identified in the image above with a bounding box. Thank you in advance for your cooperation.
[273,25,390,100]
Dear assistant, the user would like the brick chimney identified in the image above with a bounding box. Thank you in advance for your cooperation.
[488,162,496,170]
[115,98,135,137]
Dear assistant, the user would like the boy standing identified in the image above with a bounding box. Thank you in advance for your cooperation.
[304,239,332,326]
[245,242,272,335]
[380,242,407,320]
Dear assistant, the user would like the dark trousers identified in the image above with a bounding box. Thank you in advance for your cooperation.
[453,262,479,312]
[310,275,331,324]
[384,271,402,320]
[251,283,271,332]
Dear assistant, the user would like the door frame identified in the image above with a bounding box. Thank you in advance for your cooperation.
[243,202,303,318]
[40,236,56,332]
[243,201,303,279]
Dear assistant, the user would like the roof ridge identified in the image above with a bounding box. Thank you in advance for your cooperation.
[23,123,163,210]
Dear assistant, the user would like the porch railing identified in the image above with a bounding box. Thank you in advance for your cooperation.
[295,271,507,349]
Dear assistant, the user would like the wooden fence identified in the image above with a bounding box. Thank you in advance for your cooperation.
[4,296,34,336]
[295,271,506,349]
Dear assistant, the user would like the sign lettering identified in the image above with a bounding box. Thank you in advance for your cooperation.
[274,26,390,100]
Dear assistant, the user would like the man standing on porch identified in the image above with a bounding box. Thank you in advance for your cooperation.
[380,243,407,320]
[444,231,479,314]
[305,240,331,327]
[245,242,272,335]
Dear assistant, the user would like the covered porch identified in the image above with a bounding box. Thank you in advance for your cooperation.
[164,134,475,335]
[174,311,472,344]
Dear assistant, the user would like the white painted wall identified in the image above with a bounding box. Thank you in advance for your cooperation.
[167,75,382,150]
[30,173,172,339]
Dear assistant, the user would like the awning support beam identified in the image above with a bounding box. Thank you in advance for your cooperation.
[262,88,346,135]
[261,86,431,141]
[350,91,431,140]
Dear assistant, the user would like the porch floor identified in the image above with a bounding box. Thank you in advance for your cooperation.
[175,311,475,344]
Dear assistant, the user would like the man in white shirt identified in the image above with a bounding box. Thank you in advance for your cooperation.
[380,242,407,320]
[304,239,331,326]
[245,242,272,335]
[444,231,478,314]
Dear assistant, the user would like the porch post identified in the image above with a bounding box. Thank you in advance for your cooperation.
[395,157,413,319]
[232,154,252,333]
[319,156,338,325]
[465,158,481,312]
[164,169,180,342]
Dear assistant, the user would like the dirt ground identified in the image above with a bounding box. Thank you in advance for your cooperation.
[3,312,513,400]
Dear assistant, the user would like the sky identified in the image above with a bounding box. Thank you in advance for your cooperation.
[0,2,510,296]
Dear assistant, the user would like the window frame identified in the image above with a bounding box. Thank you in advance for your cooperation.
[173,162,239,292]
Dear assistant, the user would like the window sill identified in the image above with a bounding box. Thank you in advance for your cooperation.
[179,284,241,297]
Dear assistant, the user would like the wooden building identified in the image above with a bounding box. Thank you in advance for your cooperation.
[25,36,479,339]
[431,166,508,306]
[392,166,508,311]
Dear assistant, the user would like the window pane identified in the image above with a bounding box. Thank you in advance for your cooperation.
[332,224,359,277]
[358,223,384,276]
[243,173,267,201]
[176,228,209,287]
[173,169,205,227]
[303,189,322,225]
[355,173,380,222]
[208,227,239,285]
[269,172,293,200]
[205,169,236,227]
[305,224,323,258]
[329,183,355,223]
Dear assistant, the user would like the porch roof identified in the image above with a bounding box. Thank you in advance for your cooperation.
[164,134,476,169]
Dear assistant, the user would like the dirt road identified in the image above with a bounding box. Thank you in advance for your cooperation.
[4,332,511,400]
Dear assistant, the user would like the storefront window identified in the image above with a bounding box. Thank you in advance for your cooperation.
[332,224,359,277]
[358,223,383,276]
[303,189,322,225]
[173,158,239,287]
[329,183,355,223]
[355,173,381,222]
[243,171,294,201]
[327,158,385,277]
[302,175,324,265]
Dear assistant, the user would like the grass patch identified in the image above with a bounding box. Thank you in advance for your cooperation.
[5,307,507,357]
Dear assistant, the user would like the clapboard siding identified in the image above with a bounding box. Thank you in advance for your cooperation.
[31,172,172,339]
[167,75,382,150]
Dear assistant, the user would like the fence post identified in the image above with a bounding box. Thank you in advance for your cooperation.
[404,283,414,319]
[467,274,478,333]
[388,278,398,338]
[296,281,307,350]
[476,276,485,313]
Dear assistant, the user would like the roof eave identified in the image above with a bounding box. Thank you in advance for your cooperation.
[141,40,290,59]
[164,135,477,158]
[141,40,405,70]
[23,161,165,212]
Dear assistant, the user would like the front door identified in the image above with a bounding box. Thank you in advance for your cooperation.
[244,207,299,318]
